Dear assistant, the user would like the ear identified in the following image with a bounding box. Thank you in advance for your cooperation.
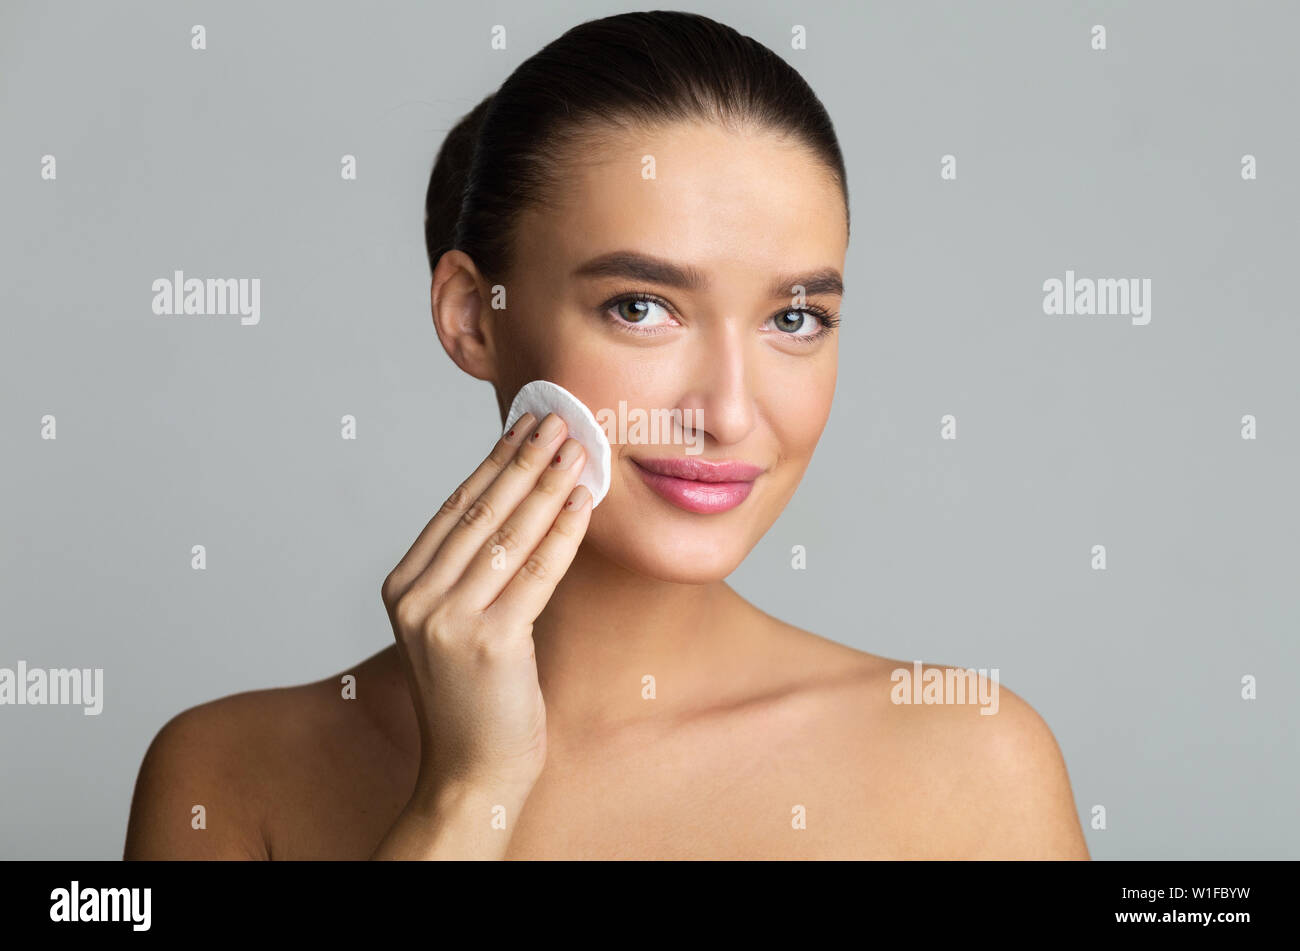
[431,249,497,382]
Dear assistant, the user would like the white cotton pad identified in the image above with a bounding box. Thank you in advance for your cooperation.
[504,380,612,508]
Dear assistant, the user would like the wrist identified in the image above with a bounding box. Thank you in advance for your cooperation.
[409,774,534,821]
[371,776,536,861]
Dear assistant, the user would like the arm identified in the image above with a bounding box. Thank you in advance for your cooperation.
[123,703,269,860]
[369,779,532,860]
[950,685,1091,860]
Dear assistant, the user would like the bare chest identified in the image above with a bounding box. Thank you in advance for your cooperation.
[502,710,944,859]
[268,699,945,860]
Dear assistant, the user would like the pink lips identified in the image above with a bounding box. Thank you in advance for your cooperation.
[630,456,763,514]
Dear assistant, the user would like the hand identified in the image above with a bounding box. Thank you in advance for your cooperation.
[381,411,592,804]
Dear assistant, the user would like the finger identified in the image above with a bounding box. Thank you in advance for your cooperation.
[403,411,571,604]
[451,436,587,610]
[381,411,538,606]
[485,483,593,630]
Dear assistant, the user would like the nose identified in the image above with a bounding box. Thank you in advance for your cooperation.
[674,322,757,449]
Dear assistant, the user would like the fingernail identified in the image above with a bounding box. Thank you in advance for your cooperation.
[531,412,565,446]
[551,438,583,470]
[505,413,535,443]
[564,484,593,509]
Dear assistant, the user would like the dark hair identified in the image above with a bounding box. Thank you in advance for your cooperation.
[424,11,849,282]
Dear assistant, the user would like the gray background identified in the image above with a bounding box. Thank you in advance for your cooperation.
[2,0,1296,859]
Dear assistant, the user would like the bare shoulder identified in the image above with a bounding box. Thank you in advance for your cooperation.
[765,624,1090,859]
[123,670,362,860]
[875,656,1089,858]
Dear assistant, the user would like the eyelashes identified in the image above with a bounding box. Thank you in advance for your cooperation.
[597,287,840,343]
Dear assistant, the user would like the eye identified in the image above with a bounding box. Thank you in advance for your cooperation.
[766,306,841,342]
[602,293,680,335]
[598,289,839,343]
[769,310,819,335]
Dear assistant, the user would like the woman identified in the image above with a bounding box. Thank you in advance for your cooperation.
[124,11,1089,860]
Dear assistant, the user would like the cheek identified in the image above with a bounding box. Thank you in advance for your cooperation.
[497,313,638,417]
[764,358,836,461]
[533,344,683,436]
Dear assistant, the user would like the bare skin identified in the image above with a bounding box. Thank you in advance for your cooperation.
[124,120,1090,860]
[123,636,1088,859]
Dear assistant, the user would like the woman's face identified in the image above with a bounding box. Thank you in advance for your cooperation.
[488,120,847,583]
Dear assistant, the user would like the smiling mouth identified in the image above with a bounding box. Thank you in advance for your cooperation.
[628,456,762,514]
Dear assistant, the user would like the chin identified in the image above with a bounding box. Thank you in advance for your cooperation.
[585,505,758,584]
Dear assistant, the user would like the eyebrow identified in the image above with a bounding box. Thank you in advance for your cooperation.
[571,250,844,300]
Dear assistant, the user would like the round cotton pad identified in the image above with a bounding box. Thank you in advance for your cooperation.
[504,380,612,508]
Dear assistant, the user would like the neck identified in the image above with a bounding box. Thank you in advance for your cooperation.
[371,544,769,754]
[529,544,751,737]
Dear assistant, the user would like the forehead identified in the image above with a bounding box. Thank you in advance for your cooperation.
[514,120,847,289]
